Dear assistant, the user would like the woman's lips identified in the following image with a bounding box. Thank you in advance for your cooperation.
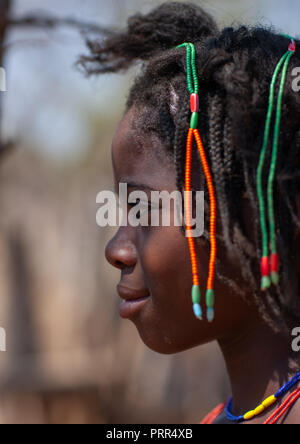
[119,295,150,318]
[117,284,151,319]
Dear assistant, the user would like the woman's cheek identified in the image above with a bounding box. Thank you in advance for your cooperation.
[143,228,190,301]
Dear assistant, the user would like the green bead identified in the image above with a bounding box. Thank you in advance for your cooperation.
[192,285,201,304]
[190,112,198,129]
[261,276,271,290]
[206,289,214,308]
[271,271,279,286]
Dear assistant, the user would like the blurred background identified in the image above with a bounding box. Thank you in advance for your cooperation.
[0,0,298,424]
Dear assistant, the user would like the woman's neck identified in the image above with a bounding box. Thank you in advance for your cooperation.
[218,314,300,420]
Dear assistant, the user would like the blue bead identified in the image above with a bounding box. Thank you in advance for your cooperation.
[193,303,202,319]
[207,307,214,322]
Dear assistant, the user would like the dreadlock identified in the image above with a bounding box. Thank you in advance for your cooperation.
[78,1,300,332]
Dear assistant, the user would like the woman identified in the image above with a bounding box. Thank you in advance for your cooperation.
[80,2,300,423]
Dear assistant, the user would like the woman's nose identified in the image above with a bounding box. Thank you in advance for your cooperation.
[105,231,137,270]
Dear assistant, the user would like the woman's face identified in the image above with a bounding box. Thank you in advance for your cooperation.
[105,106,258,354]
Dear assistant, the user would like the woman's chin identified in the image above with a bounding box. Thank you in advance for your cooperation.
[127,300,218,353]
[133,321,213,354]
[136,329,182,354]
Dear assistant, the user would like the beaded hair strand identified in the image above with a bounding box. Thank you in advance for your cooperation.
[257,35,296,291]
[176,42,217,322]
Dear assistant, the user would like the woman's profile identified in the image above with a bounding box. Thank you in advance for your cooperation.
[79,1,300,424]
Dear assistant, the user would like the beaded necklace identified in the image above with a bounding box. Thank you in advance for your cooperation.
[225,370,300,423]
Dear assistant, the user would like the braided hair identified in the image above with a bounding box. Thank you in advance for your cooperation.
[78,2,300,333]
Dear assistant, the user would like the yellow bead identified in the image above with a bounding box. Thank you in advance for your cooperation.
[262,395,276,409]
[244,410,255,421]
[253,405,265,416]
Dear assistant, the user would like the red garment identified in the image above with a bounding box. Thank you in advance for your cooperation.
[200,403,226,424]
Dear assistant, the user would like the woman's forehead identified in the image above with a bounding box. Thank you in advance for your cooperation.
[112,107,174,187]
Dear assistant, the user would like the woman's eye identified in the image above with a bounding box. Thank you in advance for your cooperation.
[127,201,157,211]
[127,201,160,225]
[128,202,150,216]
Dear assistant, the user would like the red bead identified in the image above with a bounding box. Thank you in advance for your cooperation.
[261,256,270,277]
[190,93,199,112]
[289,40,296,53]
[270,253,279,272]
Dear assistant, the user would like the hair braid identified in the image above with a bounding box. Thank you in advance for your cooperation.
[208,92,232,250]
